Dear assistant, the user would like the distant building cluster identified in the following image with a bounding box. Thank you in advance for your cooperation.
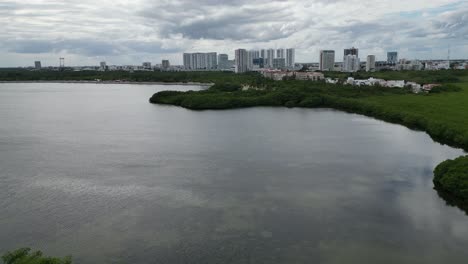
[183,52,217,70]
[161,48,298,74]
[30,46,467,74]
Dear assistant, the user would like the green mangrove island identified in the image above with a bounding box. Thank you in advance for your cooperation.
[1,248,71,264]
[1,68,468,208]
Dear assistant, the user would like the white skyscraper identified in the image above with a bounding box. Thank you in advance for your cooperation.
[218,54,229,70]
[266,49,275,68]
[161,60,170,70]
[273,58,286,69]
[183,53,192,69]
[248,50,258,70]
[343,55,360,72]
[286,48,295,68]
[235,49,248,73]
[366,55,376,72]
[100,61,107,70]
[320,50,335,71]
[206,52,217,70]
[183,52,217,70]
[276,49,285,58]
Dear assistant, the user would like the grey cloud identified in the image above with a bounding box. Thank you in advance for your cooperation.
[431,10,468,39]
[138,1,302,41]
[1,0,467,66]
[6,39,120,56]
[4,39,181,56]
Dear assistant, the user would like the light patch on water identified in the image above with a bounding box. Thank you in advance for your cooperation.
[27,175,206,207]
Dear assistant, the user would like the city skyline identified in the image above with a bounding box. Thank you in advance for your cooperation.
[1,0,467,67]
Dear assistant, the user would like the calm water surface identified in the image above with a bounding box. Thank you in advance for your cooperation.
[0,83,467,264]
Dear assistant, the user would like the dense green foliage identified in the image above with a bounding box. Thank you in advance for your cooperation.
[0,68,262,84]
[434,156,468,202]
[2,248,71,264]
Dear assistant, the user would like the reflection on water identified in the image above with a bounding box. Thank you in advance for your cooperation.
[0,83,467,264]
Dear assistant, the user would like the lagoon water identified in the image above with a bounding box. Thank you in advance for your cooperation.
[0,83,467,264]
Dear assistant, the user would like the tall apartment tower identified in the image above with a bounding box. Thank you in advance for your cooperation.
[34,61,42,69]
[366,55,376,72]
[276,49,285,58]
[206,52,218,70]
[319,50,335,71]
[248,50,259,70]
[387,52,398,64]
[100,61,107,71]
[161,60,170,70]
[260,49,266,59]
[183,53,192,69]
[266,49,275,68]
[235,49,248,73]
[286,48,295,68]
[218,54,229,70]
[251,50,260,59]
[343,55,360,72]
[183,52,217,70]
[344,47,359,57]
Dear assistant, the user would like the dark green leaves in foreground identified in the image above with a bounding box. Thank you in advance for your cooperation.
[434,156,468,202]
[2,248,71,264]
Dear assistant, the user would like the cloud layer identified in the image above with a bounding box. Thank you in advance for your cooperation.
[0,0,467,66]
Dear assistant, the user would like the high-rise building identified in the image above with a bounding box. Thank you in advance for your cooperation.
[235,49,248,73]
[266,49,275,68]
[273,58,286,69]
[218,54,229,70]
[161,60,170,70]
[286,48,295,68]
[319,50,335,71]
[142,62,152,69]
[344,47,359,57]
[343,55,360,72]
[183,53,192,70]
[387,52,398,64]
[248,50,259,70]
[260,49,266,59]
[100,61,107,71]
[251,50,260,59]
[206,52,217,70]
[183,52,217,70]
[276,49,285,58]
[34,61,41,69]
[366,55,376,72]
[253,58,265,68]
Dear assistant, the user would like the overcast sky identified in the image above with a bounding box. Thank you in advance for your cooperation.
[1,0,467,67]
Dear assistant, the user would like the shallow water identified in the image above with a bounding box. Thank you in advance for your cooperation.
[0,83,467,264]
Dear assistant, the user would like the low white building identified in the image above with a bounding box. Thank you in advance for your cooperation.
[385,80,405,88]
[345,77,416,90]
[294,72,324,81]
[262,70,324,81]
[425,61,450,70]
[397,59,423,71]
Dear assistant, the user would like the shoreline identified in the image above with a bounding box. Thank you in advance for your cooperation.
[0,80,214,86]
